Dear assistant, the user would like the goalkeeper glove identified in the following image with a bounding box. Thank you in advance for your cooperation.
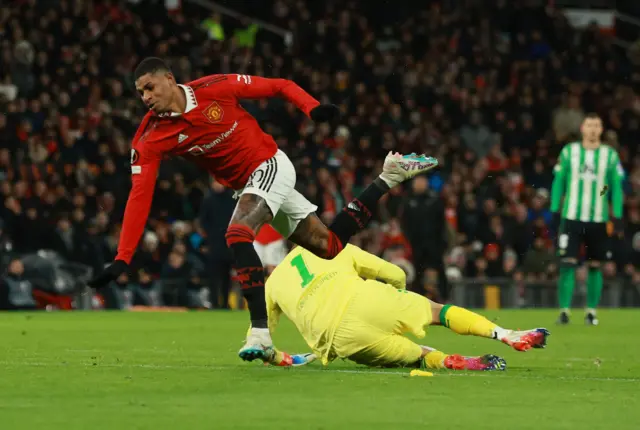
[291,353,317,367]
[268,351,317,367]
[89,260,129,288]
[310,104,340,122]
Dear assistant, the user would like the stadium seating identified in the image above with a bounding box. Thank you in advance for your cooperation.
[1,0,638,308]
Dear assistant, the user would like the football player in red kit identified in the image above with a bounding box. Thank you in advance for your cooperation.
[89,57,438,363]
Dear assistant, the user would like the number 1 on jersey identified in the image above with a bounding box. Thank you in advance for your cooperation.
[291,254,315,288]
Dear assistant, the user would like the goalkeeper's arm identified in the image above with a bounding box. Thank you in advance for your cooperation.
[347,245,407,289]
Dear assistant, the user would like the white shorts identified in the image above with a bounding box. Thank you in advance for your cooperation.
[254,240,289,267]
[238,150,317,238]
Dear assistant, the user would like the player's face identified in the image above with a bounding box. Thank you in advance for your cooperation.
[135,72,174,114]
[580,118,603,142]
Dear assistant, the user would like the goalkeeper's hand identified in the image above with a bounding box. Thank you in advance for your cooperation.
[89,260,129,288]
[310,104,340,122]
[267,350,317,367]
[290,353,317,367]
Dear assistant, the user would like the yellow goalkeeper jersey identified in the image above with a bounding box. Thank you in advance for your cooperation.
[265,244,406,363]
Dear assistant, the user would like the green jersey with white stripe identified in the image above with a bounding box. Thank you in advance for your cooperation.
[550,142,625,223]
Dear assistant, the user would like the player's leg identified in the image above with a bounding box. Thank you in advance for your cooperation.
[419,345,507,371]
[333,282,506,369]
[328,287,428,368]
[348,336,506,371]
[354,280,549,352]
[582,221,611,325]
[585,260,602,325]
[429,300,549,351]
[226,193,273,360]
[290,152,438,258]
[556,219,581,324]
[227,151,296,361]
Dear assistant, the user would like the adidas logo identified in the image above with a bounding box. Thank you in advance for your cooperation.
[178,134,188,143]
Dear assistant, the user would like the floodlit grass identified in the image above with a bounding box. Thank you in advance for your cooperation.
[1,309,639,429]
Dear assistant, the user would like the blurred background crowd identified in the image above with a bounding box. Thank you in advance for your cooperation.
[1,0,639,309]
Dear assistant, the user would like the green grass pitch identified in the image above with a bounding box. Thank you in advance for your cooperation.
[1,309,640,429]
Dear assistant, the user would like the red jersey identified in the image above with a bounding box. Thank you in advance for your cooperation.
[116,74,320,264]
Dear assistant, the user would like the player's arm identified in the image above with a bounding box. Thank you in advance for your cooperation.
[608,149,625,234]
[227,74,319,116]
[550,146,568,226]
[115,153,161,264]
[347,245,407,289]
[222,74,338,121]
[89,116,162,288]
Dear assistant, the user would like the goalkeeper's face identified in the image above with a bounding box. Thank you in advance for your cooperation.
[580,117,603,144]
[135,72,175,114]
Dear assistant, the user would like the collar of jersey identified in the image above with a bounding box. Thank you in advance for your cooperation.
[157,84,198,117]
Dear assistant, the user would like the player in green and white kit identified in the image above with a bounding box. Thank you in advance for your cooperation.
[550,114,624,325]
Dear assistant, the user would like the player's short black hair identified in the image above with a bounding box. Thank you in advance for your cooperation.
[133,57,171,81]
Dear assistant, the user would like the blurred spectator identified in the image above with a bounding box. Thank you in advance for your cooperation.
[0,218,14,270]
[51,214,77,260]
[202,13,225,41]
[0,0,638,307]
[0,258,37,310]
[199,179,235,309]
[553,94,585,141]
[380,218,412,261]
[521,236,557,281]
[460,111,494,158]
[401,176,448,298]
[506,203,534,261]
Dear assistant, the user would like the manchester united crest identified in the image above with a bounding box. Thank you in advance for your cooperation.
[203,101,224,123]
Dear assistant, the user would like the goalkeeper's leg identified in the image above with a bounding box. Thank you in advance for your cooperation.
[337,281,549,371]
[431,301,550,352]
[359,283,550,353]
[346,335,505,371]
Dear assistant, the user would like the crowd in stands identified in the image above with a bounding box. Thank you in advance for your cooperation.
[1,0,639,308]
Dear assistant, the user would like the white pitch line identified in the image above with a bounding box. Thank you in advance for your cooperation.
[0,360,638,383]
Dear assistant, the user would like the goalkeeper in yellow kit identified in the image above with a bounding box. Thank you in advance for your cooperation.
[266,245,550,371]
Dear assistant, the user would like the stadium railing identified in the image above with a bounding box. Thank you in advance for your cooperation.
[450,278,640,309]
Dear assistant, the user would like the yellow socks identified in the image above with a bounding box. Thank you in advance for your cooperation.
[439,304,501,339]
[423,350,448,369]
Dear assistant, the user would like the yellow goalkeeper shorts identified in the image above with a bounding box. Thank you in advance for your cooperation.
[329,279,433,367]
